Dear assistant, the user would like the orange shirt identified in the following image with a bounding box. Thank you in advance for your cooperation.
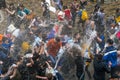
[0,34,3,44]
[47,39,62,57]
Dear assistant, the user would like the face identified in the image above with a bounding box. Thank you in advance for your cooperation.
[19,6,23,10]
[5,40,9,44]
[54,39,59,43]
[76,33,80,39]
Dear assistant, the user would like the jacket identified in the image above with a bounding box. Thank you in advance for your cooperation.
[93,56,111,80]
[103,46,117,68]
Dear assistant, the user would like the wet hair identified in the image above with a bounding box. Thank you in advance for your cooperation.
[100,8,104,12]
[74,32,79,38]
[107,39,113,45]
[63,6,68,10]
[9,3,14,6]
[55,37,61,42]
[95,54,103,60]
[16,55,22,62]
[19,4,24,8]
[116,8,120,13]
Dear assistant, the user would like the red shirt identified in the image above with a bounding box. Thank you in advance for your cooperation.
[64,9,72,21]
[47,39,62,57]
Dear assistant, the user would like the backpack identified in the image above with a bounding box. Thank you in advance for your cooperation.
[81,10,88,21]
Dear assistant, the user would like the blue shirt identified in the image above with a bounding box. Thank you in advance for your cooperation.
[2,39,13,49]
[18,8,30,16]
[98,35,105,51]
[103,46,117,68]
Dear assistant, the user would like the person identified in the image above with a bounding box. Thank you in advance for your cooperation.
[96,32,105,52]
[0,0,6,23]
[0,55,22,80]
[41,0,50,19]
[52,0,63,10]
[94,8,105,34]
[46,37,62,66]
[17,4,30,19]
[57,10,65,22]
[93,54,111,80]
[19,54,36,80]
[15,4,30,28]
[116,8,120,18]
[93,3,100,14]
[5,3,16,27]
[0,34,3,44]
[103,39,117,78]
[80,0,87,9]
[0,0,6,9]
[115,8,120,23]
[63,6,72,21]
[75,55,84,80]
[73,32,81,44]
[84,18,96,35]
[70,0,79,27]
[115,45,120,78]
[2,37,14,56]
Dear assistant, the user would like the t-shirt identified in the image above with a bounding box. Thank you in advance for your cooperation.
[47,39,62,57]
[64,9,72,21]
[0,34,3,41]
[18,8,30,16]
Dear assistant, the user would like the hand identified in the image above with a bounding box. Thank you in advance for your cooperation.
[0,61,3,64]
[0,74,4,78]
[26,63,32,67]
[108,61,112,67]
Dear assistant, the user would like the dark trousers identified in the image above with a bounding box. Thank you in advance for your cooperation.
[76,71,84,80]
[71,12,77,27]
[111,67,117,78]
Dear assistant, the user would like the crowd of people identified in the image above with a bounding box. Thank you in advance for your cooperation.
[0,0,120,80]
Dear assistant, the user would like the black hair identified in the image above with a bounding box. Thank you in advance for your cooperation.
[95,54,103,60]
[19,4,24,8]
[63,6,68,10]
[55,37,61,42]
[74,32,79,38]
[107,39,113,45]
[100,8,104,12]
[116,8,120,13]
[15,55,22,62]
[9,3,14,6]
